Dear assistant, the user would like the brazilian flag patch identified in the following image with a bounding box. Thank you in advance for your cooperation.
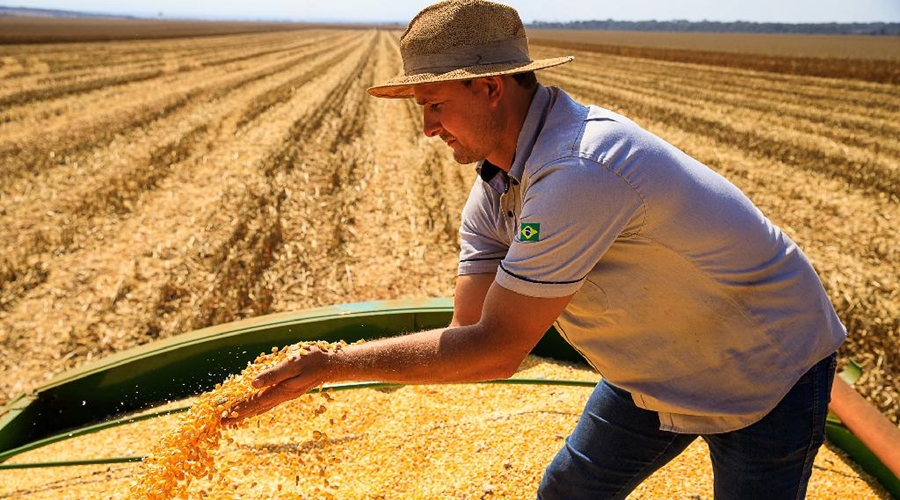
[519,222,541,242]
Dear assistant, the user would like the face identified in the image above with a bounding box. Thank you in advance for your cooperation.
[413,80,504,165]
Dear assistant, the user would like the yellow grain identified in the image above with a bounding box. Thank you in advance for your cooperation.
[125,340,350,500]
[0,354,891,499]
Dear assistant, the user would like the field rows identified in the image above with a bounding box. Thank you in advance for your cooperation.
[0,31,355,184]
[536,47,900,197]
[0,28,897,436]
[0,29,462,404]
[529,34,900,84]
[0,31,366,310]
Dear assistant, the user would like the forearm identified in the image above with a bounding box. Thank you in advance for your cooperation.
[322,324,521,385]
[230,283,572,425]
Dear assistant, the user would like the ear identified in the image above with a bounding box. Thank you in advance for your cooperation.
[482,76,504,107]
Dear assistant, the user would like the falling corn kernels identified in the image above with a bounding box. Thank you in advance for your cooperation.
[126,340,351,499]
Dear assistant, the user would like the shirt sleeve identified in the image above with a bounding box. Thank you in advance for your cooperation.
[458,178,509,276]
[496,157,646,298]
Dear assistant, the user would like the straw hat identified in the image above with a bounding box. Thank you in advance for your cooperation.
[367,0,573,98]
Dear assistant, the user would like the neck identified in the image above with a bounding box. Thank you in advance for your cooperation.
[486,85,538,172]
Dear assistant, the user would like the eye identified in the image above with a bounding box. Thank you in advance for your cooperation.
[429,102,443,112]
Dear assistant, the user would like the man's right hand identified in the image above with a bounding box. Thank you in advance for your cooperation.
[224,344,330,426]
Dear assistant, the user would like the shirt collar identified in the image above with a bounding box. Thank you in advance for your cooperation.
[476,159,509,194]
[475,84,553,194]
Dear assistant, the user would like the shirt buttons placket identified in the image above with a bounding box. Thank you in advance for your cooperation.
[499,192,516,241]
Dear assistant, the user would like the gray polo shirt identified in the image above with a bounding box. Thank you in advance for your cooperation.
[458,85,846,434]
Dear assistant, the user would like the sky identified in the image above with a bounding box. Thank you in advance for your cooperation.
[4,0,900,24]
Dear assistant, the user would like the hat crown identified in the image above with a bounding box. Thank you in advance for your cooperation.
[401,0,527,59]
[367,0,573,98]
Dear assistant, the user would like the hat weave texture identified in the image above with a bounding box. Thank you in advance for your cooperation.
[368,0,573,98]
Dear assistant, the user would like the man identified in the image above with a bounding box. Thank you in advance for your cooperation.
[230,1,846,498]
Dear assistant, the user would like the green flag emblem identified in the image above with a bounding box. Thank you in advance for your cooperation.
[519,222,541,242]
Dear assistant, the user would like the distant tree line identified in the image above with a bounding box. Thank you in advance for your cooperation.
[0,7,137,19]
[528,20,900,36]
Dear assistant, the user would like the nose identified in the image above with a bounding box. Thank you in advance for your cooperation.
[423,108,441,138]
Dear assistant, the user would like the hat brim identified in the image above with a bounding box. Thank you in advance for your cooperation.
[367,56,574,99]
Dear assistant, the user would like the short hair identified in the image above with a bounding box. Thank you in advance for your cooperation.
[460,71,538,91]
[511,71,538,90]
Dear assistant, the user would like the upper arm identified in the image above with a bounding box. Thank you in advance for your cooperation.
[497,159,644,298]
[465,281,574,378]
[458,179,508,276]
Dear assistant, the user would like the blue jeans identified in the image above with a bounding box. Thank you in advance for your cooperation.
[538,353,836,500]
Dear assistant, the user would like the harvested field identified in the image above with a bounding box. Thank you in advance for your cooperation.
[0,21,898,496]
[0,17,345,44]
[0,26,465,402]
[530,30,900,83]
[529,29,900,60]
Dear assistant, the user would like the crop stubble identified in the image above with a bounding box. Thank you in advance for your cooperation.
[528,30,900,84]
[0,25,897,495]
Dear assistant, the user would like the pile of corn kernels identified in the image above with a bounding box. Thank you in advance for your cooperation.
[127,340,350,500]
[0,354,892,499]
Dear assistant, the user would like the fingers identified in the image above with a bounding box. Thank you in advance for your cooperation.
[252,346,318,388]
[222,386,288,426]
[223,374,321,427]
[223,389,281,426]
[252,352,303,388]
[222,343,329,427]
